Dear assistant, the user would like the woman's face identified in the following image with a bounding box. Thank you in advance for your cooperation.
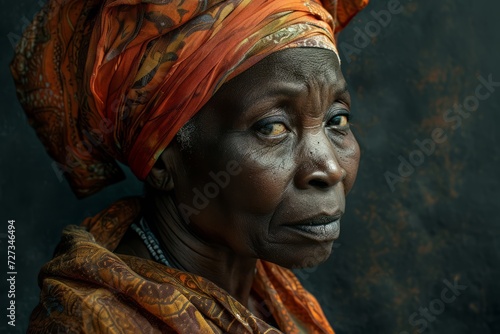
[169,48,360,268]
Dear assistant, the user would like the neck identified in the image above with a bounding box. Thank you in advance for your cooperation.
[143,192,257,306]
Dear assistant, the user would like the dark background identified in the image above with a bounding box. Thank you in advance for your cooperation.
[1,0,499,333]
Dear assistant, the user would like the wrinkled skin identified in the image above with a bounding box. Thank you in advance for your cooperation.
[116,47,360,317]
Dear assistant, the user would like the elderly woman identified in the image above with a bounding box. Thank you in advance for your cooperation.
[11,0,368,332]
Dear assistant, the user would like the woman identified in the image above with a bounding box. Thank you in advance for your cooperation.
[11,0,368,332]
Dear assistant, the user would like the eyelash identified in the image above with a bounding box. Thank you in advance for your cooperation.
[252,105,351,138]
[252,116,289,138]
[326,109,351,131]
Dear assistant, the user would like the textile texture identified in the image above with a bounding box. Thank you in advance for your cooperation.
[10,0,368,198]
[28,198,336,333]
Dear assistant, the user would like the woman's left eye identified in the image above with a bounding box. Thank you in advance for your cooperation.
[327,114,349,127]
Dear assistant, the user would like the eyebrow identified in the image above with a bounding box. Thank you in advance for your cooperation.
[336,84,351,108]
[338,81,349,95]
[263,81,309,97]
[261,80,349,98]
[336,84,349,97]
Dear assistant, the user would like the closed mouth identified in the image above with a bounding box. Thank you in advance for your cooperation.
[285,213,342,227]
[283,214,342,241]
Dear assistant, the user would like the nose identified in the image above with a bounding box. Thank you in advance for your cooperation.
[294,133,346,190]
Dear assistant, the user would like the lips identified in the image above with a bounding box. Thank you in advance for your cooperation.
[288,214,342,227]
[283,214,342,242]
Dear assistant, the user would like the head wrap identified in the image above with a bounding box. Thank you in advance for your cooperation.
[11,0,368,198]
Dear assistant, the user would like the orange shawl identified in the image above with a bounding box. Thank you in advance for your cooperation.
[28,198,335,333]
[11,0,368,198]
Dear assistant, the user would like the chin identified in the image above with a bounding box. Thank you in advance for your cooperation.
[264,241,335,269]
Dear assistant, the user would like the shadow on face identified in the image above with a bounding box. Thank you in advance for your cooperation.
[159,47,360,268]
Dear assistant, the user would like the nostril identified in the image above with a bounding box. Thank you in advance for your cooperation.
[308,179,329,189]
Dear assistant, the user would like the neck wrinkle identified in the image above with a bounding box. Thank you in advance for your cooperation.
[143,193,257,307]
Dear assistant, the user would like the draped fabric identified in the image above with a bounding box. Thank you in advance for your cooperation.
[28,198,336,333]
[10,0,368,198]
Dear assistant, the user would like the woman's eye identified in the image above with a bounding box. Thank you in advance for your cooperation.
[257,122,287,136]
[328,114,349,127]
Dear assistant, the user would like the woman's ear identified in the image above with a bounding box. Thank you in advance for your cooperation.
[145,147,176,192]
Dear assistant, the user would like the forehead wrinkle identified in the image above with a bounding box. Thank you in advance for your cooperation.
[246,80,307,103]
[299,72,337,119]
[204,48,348,125]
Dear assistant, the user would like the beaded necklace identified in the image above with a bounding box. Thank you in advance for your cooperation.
[130,218,171,267]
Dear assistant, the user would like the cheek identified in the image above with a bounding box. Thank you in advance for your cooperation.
[338,134,360,194]
[173,135,296,225]
[223,148,295,215]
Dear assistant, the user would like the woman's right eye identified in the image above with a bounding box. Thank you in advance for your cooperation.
[257,122,287,136]
[252,114,289,137]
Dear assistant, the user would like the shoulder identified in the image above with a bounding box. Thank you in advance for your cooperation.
[28,274,175,334]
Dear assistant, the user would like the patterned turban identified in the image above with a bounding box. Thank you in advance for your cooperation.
[11,0,369,198]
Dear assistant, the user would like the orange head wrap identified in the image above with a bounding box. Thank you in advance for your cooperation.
[11,0,368,198]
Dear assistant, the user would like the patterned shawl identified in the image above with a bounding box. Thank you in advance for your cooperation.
[10,0,368,198]
[28,198,336,333]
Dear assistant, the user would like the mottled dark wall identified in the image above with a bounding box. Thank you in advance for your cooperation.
[1,0,499,333]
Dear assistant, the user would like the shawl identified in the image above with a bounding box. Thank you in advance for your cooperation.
[28,198,336,333]
[10,0,368,198]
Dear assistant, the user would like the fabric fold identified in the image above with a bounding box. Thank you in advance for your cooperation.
[28,198,335,333]
[11,0,368,198]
